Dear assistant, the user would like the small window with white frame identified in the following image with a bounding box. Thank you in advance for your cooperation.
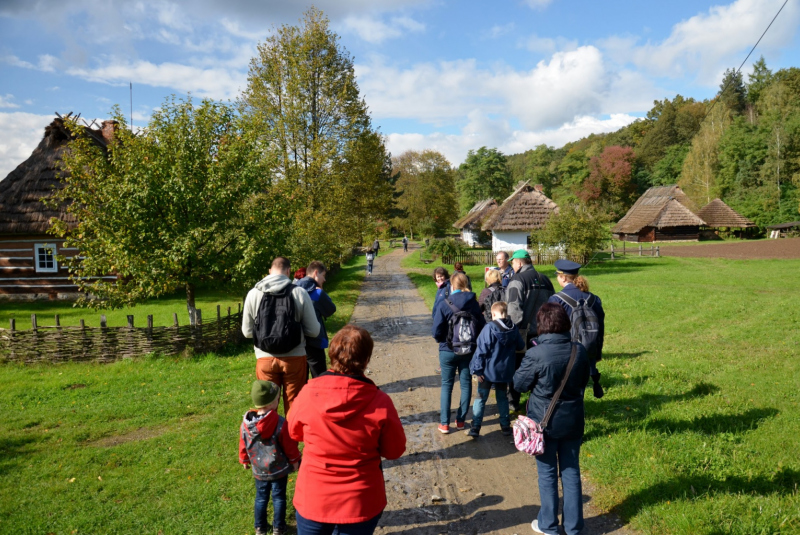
[34,243,58,273]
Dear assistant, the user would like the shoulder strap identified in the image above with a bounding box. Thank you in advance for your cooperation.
[445,298,460,314]
[540,343,578,428]
[555,291,578,308]
[586,294,596,307]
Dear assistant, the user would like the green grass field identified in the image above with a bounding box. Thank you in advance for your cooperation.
[403,253,800,534]
[0,255,365,535]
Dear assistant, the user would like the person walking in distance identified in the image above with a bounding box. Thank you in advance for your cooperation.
[549,259,606,398]
[366,249,375,275]
[242,257,320,414]
[402,235,409,253]
[294,261,337,379]
[505,249,554,412]
[372,238,381,257]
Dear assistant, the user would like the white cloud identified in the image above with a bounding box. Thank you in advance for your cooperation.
[67,60,246,100]
[601,0,800,85]
[486,23,515,39]
[0,95,20,109]
[340,14,425,43]
[385,112,639,165]
[1,54,59,72]
[0,112,53,180]
[523,0,554,9]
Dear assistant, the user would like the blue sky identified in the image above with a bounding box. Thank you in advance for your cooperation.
[2,0,800,179]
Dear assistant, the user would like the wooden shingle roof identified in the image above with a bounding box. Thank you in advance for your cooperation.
[453,198,497,230]
[612,185,704,234]
[481,182,558,231]
[697,198,755,228]
[0,116,111,235]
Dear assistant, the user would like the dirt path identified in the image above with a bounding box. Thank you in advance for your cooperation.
[348,247,632,535]
[659,237,800,259]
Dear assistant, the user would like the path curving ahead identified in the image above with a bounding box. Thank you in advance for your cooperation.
[348,247,632,535]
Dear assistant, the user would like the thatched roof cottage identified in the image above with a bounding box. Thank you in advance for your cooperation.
[612,185,706,242]
[697,199,755,230]
[0,116,115,299]
[453,198,497,247]
[482,182,558,252]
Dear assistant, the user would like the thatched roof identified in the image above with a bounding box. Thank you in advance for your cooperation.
[0,116,112,235]
[481,182,558,231]
[612,185,704,234]
[453,198,497,230]
[697,199,755,228]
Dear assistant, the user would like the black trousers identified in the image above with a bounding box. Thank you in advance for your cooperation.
[508,328,529,410]
[305,346,328,379]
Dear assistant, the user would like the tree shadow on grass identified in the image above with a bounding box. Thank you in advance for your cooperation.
[581,259,664,276]
[643,407,778,435]
[610,468,800,521]
[0,435,37,476]
[380,375,440,394]
[600,351,650,361]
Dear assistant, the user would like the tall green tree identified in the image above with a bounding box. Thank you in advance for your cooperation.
[456,146,513,214]
[534,204,611,263]
[51,98,282,312]
[718,68,747,115]
[241,7,391,266]
[679,105,731,205]
[393,150,458,237]
[748,56,773,106]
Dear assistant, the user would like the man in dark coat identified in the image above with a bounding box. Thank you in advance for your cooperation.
[294,261,337,378]
[505,249,555,411]
[372,239,380,257]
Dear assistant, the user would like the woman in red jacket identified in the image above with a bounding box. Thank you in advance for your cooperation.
[287,324,406,535]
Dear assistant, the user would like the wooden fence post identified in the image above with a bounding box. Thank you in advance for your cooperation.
[9,318,16,361]
[656,246,660,258]
[100,315,107,328]
[610,244,615,260]
[127,315,134,328]
[639,245,642,257]
[195,309,203,352]
[10,318,15,331]
[31,314,37,331]
[99,314,108,361]
[173,313,179,327]
[55,315,60,327]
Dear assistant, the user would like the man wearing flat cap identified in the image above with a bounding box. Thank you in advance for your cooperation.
[505,249,554,411]
[550,259,606,398]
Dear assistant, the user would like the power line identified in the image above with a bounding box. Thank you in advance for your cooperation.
[705,0,789,120]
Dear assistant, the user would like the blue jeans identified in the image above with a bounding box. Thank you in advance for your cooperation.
[296,510,382,535]
[439,350,472,426]
[254,476,288,532]
[535,437,583,535]
[472,381,510,428]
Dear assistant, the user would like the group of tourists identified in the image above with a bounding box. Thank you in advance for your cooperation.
[430,249,605,535]
[240,257,406,535]
[236,245,604,535]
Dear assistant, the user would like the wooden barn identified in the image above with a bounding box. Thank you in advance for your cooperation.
[481,182,558,252]
[613,185,706,242]
[0,116,116,299]
[697,198,756,237]
[452,198,497,247]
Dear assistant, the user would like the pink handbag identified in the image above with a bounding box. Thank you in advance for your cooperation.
[513,344,578,456]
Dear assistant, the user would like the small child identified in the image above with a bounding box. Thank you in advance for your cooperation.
[468,301,525,438]
[239,381,301,535]
[366,248,375,275]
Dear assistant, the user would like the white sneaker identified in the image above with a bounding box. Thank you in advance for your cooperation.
[531,519,545,533]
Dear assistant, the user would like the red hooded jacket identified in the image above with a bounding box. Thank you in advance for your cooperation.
[287,372,406,523]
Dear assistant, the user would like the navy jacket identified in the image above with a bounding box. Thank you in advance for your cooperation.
[431,290,486,353]
[497,265,515,288]
[549,283,605,361]
[513,333,589,440]
[294,277,336,349]
[469,317,525,383]
[432,280,451,318]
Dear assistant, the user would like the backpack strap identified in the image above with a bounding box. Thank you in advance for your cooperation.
[444,298,460,315]
[554,291,578,308]
[540,344,578,429]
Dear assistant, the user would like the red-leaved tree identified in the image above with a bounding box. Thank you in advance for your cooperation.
[580,145,637,218]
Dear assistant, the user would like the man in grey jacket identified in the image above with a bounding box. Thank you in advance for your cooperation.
[242,257,320,413]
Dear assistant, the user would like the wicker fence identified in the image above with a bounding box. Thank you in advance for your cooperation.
[0,306,245,364]
[440,250,587,266]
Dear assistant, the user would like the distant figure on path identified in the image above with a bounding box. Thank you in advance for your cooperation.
[514,303,589,535]
[242,257,320,414]
[288,325,406,535]
[372,238,381,257]
[294,261,337,379]
[366,249,375,275]
[549,259,605,398]
[402,235,409,252]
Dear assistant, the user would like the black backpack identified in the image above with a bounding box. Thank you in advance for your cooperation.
[482,285,506,322]
[445,299,478,355]
[555,292,601,361]
[253,286,303,354]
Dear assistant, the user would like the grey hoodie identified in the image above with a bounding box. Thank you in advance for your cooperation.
[242,273,320,358]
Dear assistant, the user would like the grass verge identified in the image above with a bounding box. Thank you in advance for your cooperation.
[401,254,800,534]
[0,254,366,535]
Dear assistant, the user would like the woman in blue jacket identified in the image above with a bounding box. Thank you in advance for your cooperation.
[513,303,590,535]
[431,272,485,434]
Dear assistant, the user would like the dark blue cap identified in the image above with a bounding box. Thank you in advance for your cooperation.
[554,259,581,275]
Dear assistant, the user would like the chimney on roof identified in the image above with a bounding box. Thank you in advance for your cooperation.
[534,184,544,192]
[101,120,118,142]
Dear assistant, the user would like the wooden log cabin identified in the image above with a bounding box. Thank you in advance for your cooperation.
[612,185,706,242]
[0,116,116,299]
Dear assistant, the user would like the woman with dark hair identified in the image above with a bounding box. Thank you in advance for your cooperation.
[288,325,406,535]
[431,267,451,318]
[452,262,472,291]
[513,303,590,535]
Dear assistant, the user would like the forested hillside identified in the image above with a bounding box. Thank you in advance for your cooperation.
[505,57,800,227]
